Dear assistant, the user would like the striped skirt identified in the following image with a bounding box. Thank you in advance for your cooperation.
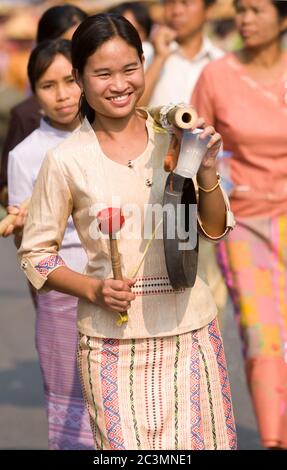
[36,291,94,450]
[77,318,237,450]
[217,215,287,449]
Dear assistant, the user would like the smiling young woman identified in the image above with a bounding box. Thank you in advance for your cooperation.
[18,14,237,450]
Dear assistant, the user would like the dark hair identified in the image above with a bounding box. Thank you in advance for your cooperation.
[269,0,287,18]
[203,0,216,6]
[36,4,88,43]
[28,39,72,92]
[72,13,143,123]
[234,0,287,18]
[163,0,216,7]
[108,2,152,38]
[212,18,236,39]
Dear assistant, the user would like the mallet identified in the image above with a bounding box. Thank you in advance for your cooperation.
[97,207,128,325]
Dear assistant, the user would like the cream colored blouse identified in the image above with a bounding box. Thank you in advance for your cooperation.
[19,114,235,339]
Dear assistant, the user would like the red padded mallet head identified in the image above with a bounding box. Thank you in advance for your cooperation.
[97,207,125,236]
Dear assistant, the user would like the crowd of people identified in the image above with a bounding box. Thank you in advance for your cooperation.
[0,0,286,451]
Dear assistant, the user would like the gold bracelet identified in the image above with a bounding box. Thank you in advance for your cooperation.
[197,174,221,193]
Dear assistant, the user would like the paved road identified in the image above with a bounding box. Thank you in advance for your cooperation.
[0,236,262,449]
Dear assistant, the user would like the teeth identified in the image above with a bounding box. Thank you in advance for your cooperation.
[109,95,129,102]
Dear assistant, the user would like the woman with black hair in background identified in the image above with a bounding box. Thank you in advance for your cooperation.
[0,4,87,206]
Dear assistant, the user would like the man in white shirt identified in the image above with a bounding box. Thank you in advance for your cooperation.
[140,0,223,106]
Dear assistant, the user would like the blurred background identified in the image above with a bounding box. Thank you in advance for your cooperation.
[0,0,241,156]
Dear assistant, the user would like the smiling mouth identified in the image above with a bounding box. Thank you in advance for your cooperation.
[107,93,131,102]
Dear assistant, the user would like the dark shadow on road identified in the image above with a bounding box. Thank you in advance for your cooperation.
[236,425,263,450]
[0,359,45,407]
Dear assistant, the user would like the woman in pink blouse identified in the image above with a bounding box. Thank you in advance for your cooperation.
[192,0,287,449]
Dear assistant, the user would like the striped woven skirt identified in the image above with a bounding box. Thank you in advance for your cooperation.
[36,291,94,450]
[77,318,237,450]
[217,215,287,449]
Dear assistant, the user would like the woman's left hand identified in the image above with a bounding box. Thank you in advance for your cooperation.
[199,119,222,171]
[172,117,222,168]
[197,119,222,171]
[165,117,222,173]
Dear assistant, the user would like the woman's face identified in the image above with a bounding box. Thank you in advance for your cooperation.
[235,0,286,48]
[35,53,81,131]
[77,36,145,121]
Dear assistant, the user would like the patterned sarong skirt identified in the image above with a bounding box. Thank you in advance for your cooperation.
[77,318,237,450]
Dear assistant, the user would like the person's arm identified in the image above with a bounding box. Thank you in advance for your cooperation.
[18,150,72,289]
[2,205,28,248]
[46,267,136,314]
[197,169,226,237]
[18,151,136,314]
[191,65,235,240]
[138,26,176,106]
[0,98,40,202]
[0,110,26,195]
[196,132,235,241]
[5,146,34,247]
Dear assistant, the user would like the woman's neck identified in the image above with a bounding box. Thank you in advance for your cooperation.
[46,116,80,132]
[92,111,141,138]
[178,32,204,61]
[240,41,284,68]
[92,110,148,164]
[235,40,286,87]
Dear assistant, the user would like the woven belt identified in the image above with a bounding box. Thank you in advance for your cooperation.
[132,276,185,296]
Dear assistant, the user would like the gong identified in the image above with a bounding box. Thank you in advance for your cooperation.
[163,173,198,290]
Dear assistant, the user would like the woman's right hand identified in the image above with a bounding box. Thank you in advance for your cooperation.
[2,205,28,238]
[88,278,136,314]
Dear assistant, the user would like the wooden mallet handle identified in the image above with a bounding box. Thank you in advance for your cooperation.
[0,198,30,236]
[97,208,125,280]
[109,236,128,325]
[97,208,128,325]
[110,237,124,281]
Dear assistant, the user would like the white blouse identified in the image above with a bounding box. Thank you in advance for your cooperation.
[8,118,87,274]
[18,113,234,339]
